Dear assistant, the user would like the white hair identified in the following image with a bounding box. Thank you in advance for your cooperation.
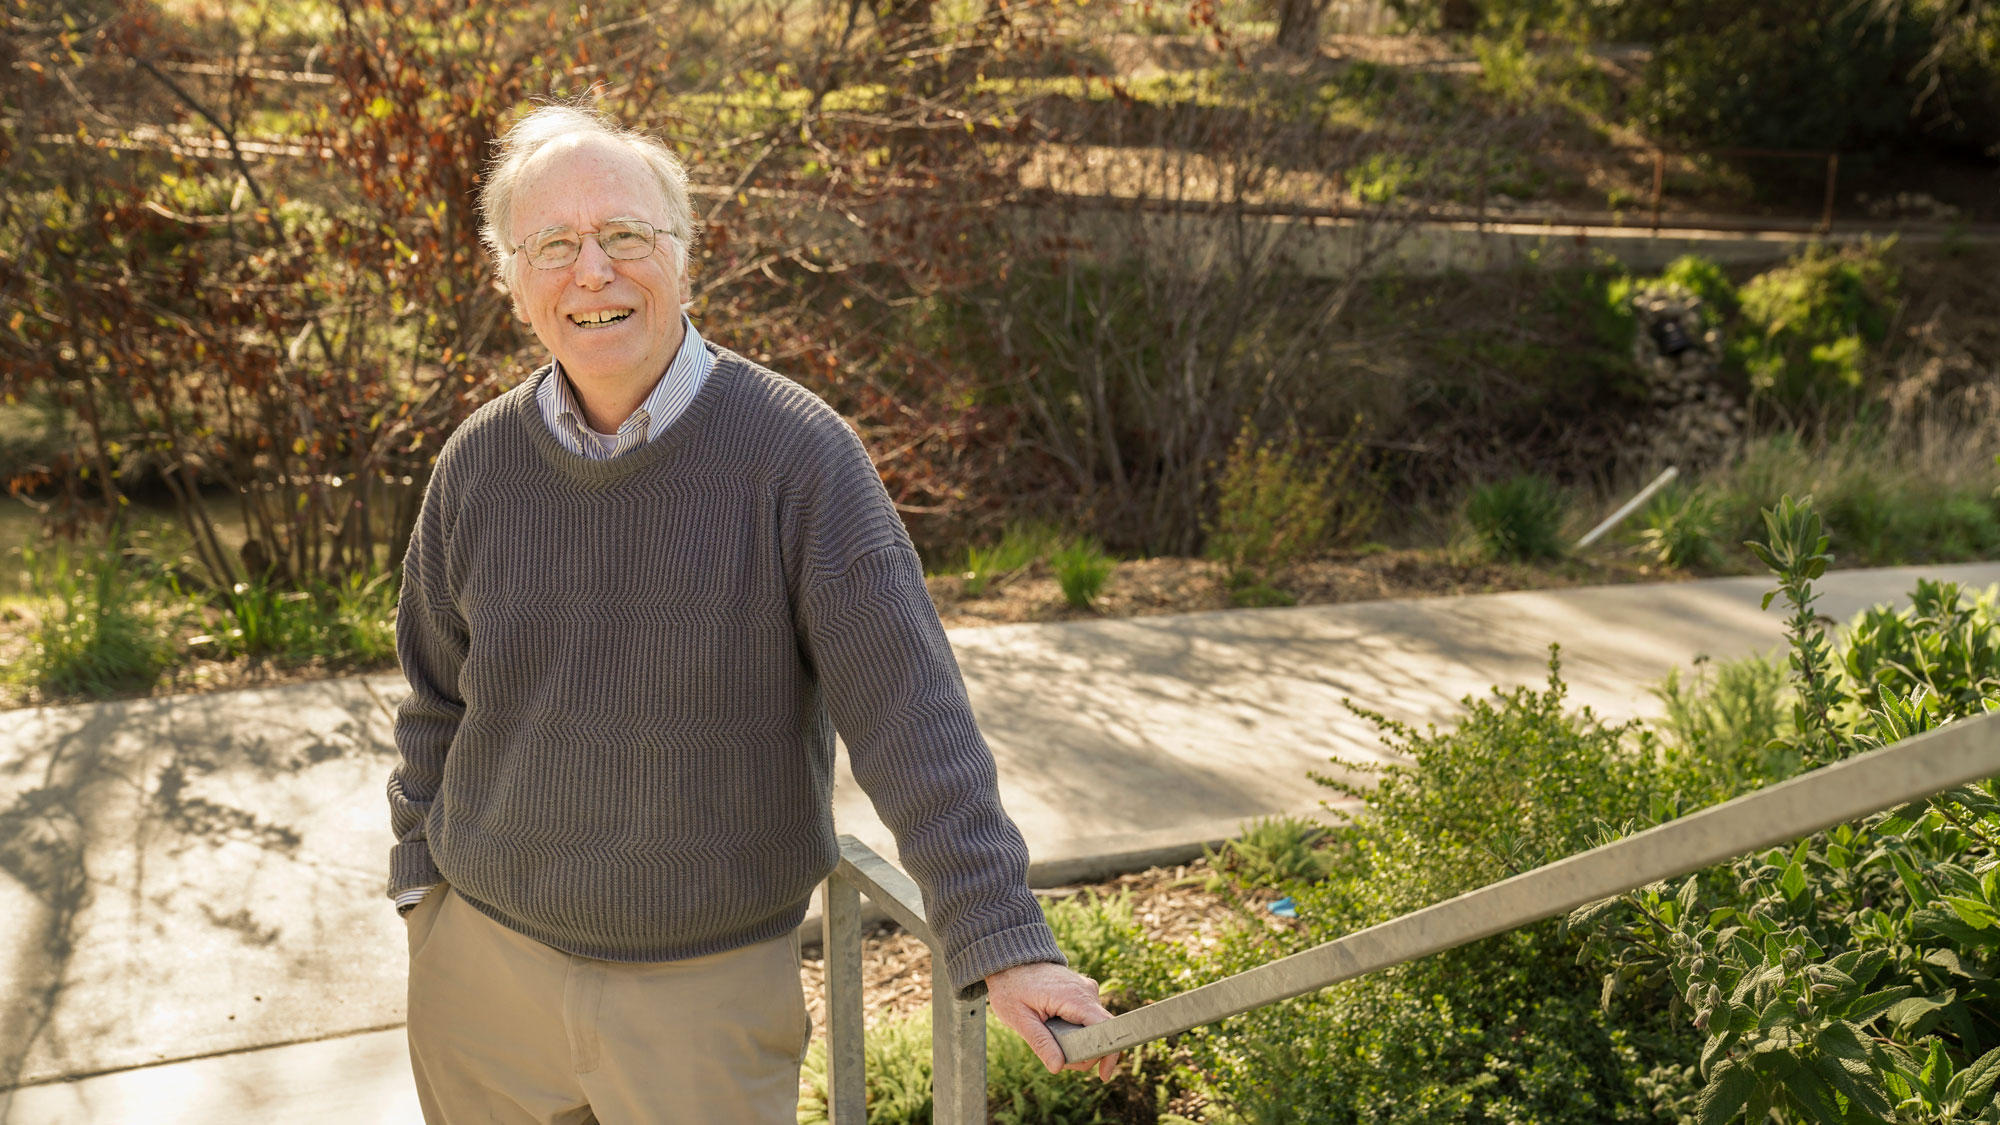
[478,102,700,301]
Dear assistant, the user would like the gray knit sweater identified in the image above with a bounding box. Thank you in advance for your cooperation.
[387,346,1064,993]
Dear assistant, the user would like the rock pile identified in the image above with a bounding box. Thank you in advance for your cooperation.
[1625,284,1745,468]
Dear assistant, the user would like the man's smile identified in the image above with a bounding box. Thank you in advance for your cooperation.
[568,308,634,328]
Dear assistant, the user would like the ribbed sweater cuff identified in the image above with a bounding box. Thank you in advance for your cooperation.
[946,922,1068,1000]
[388,841,442,899]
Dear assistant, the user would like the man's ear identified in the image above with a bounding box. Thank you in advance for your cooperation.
[494,277,528,323]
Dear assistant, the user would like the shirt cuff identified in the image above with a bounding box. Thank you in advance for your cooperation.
[395,884,438,915]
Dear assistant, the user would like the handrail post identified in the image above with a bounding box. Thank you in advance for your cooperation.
[932,980,986,1124]
[822,873,868,1124]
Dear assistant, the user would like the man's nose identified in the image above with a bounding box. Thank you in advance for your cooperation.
[571,234,616,287]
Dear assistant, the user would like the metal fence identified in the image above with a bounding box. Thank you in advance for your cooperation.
[818,709,2000,1123]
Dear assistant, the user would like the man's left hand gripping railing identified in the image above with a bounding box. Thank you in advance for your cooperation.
[822,835,987,1125]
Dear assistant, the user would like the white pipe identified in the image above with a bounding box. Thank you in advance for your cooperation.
[1577,465,1680,550]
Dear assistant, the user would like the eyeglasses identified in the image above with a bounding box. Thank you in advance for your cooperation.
[515,220,659,270]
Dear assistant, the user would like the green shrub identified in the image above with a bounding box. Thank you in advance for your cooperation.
[1574,497,2000,1125]
[1736,242,1898,406]
[1638,484,1724,570]
[797,1007,1119,1125]
[1041,891,1150,1004]
[1652,254,1739,321]
[1463,474,1567,562]
[1625,0,1945,157]
[1163,652,1686,1124]
[1051,539,1115,609]
[1204,421,1378,601]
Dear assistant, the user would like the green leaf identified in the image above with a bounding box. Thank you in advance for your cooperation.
[1830,948,1889,990]
[1812,1049,1893,1120]
[1697,1058,1759,1125]
[1960,1046,2000,1107]
[1891,994,1957,1037]
[1702,1029,1739,1079]
[1925,947,1992,981]
[1891,851,1934,905]
[1779,860,1808,904]
[1947,895,2000,930]
[1913,904,1990,946]
[1924,1037,1953,1091]
[1842,986,1915,1026]
[1785,1066,1848,1121]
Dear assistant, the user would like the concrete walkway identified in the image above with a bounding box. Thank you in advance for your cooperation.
[4,561,1997,1123]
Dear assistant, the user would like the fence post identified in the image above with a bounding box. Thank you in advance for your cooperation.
[822,874,868,1124]
[931,977,987,1124]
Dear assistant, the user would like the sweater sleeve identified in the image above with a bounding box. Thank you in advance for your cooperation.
[386,469,469,899]
[791,422,1066,998]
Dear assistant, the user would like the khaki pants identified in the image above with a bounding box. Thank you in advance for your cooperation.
[405,886,811,1125]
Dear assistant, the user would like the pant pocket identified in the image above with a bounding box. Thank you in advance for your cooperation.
[404,884,450,961]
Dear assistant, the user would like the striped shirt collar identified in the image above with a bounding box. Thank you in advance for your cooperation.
[537,315,713,460]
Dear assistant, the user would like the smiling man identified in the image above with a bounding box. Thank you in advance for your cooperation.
[385,102,1115,1124]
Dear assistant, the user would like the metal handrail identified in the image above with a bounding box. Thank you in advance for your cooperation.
[822,836,990,1124]
[819,709,2000,1122]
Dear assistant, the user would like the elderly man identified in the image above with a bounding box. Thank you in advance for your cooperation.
[386,102,1114,1123]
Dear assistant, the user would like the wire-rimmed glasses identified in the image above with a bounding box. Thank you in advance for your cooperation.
[516,220,659,270]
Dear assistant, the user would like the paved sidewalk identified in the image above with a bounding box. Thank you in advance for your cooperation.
[4,561,1996,1123]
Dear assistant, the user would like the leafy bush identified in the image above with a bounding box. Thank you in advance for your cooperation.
[1623,0,1954,158]
[1041,890,1149,1004]
[1652,255,1740,322]
[12,541,180,698]
[1205,421,1378,605]
[1574,496,2000,1124]
[1638,484,1725,570]
[1600,254,1738,351]
[1052,540,1117,609]
[796,1007,1120,1125]
[1464,475,1568,562]
[1736,242,1899,407]
[1131,493,2000,1125]
[1155,652,1688,1124]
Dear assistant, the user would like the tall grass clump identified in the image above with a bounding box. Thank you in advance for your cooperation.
[1704,429,2000,566]
[955,523,1063,597]
[1052,539,1116,609]
[192,571,399,667]
[1652,652,1796,803]
[1463,474,1567,562]
[12,541,180,698]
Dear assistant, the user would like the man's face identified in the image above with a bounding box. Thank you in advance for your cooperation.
[508,134,688,397]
